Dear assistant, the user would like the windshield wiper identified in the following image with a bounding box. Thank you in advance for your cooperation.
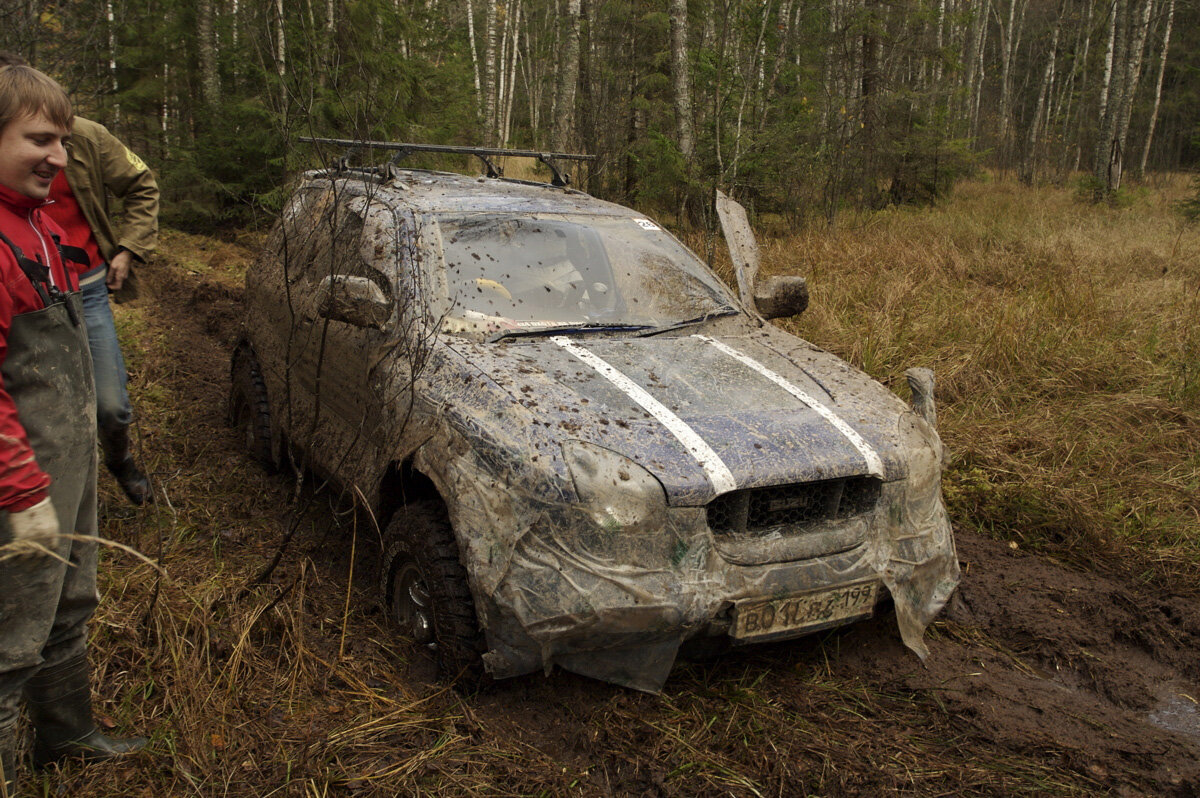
[636,306,739,337]
[488,322,651,343]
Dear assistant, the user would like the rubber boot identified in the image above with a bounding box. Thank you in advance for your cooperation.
[100,426,153,506]
[24,655,146,768]
[1,721,17,798]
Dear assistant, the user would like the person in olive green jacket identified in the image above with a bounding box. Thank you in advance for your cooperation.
[50,115,159,505]
[0,52,159,506]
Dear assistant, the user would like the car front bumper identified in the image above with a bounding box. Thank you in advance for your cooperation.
[469,482,959,692]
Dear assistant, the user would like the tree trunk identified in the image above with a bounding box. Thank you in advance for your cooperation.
[997,0,1029,164]
[758,0,792,134]
[318,0,334,89]
[1068,0,1096,172]
[467,0,482,116]
[106,0,121,125]
[820,0,839,132]
[1138,0,1173,177]
[729,0,771,185]
[669,0,694,158]
[1102,1,1130,196]
[484,0,499,146]
[501,0,522,147]
[860,0,881,201]
[1098,0,1117,128]
[520,21,540,141]
[232,0,240,50]
[159,61,170,157]
[1093,0,1120,198]
[578,0,595,187]
[967,0,990,139]
[552,0,581,152]
[273,0,287,109]
[1020,18,1060,184]
[497,2,510,145]
[1114,0,1153,174]
[548,1,561,129]
[198,0,220,110]
[933,0,946,85]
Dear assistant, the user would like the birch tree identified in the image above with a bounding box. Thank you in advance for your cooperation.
[467,0,482,112]
[552,0,582,152]
[996,0,1030,162]
[199,0,220,110]
[1137,0,1173,177]
[1021,16,1061,184]
[484,0,499,144]
[669,0,694,158]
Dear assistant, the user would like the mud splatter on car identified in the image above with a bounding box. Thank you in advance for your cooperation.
[230,143,959,692]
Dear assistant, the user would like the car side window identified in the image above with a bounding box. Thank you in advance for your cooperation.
[350,200,403,290]
[273,183,369,286]
[274,185,335,286]
[313,196,365,283]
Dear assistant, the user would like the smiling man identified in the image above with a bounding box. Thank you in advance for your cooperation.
[0,65,145,795]
[0,51,158,507]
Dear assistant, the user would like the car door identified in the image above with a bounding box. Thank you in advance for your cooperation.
[297,190,425,506]
[257,181,341,472]
[275,186,387,485]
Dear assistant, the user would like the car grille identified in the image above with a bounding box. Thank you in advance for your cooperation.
[707,477,881,537]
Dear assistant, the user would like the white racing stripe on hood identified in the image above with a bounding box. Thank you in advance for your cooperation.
[694,334,885,477]
[551,336,738,495]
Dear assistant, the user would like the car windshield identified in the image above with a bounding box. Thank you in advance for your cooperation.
[432,213,738,336]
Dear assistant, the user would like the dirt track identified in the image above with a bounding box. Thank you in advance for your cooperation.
[78,233,1200,796]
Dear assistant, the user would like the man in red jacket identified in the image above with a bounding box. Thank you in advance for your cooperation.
[0,65,144,794]
[0,51,157,507]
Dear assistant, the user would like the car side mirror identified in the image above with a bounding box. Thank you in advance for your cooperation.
[715,190,809,321]
[316,274,392,329]
[754,275,809,320]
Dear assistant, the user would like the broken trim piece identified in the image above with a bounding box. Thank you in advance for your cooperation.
[550,336,738,495]
[694,335,885,477]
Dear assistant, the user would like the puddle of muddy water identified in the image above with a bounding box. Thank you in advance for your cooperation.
[1148,685,1200,739]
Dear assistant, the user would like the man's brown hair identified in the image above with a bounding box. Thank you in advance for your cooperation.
[0,65,72,133]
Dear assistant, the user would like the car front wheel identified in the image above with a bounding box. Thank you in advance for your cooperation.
[381,500,487,687]
[228,346,274,470]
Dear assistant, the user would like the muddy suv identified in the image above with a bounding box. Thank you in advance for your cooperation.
[230,141,959,692]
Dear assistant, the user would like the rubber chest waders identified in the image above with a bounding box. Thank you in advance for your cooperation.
[0,286,99,725]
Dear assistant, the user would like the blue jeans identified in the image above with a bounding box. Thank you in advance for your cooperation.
[80,274,132,436]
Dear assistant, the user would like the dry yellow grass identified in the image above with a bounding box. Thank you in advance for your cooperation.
[739,176,1200,579]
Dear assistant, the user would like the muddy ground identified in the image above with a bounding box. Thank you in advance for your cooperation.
[57,232,1200,797]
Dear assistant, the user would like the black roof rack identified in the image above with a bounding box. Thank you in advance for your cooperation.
[299,138,596,187]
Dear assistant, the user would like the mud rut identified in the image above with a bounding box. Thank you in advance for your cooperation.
[121,245,1200,796]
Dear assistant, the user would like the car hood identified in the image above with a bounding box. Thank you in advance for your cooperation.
[443,327,913,506]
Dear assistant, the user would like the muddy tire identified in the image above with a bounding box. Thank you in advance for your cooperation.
[229,347,274,470]
[381,501,488,688]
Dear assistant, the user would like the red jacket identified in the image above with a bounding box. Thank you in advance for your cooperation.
[0,183,78,512]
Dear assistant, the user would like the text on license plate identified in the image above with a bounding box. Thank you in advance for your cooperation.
[731,581,878,642]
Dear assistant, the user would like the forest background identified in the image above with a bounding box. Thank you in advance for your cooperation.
[1,0,1198,228]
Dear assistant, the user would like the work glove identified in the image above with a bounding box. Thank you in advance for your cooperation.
[7,497,60,551]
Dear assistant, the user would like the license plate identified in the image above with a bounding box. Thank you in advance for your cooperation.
[731,581,878,642]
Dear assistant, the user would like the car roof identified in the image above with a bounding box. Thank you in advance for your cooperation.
[303,167,644,218]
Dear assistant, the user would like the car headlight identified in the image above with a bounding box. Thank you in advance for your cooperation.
[562,440,668,534]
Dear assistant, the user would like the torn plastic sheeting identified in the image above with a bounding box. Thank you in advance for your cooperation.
[427,417,960,691]
[399,358,959,691]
